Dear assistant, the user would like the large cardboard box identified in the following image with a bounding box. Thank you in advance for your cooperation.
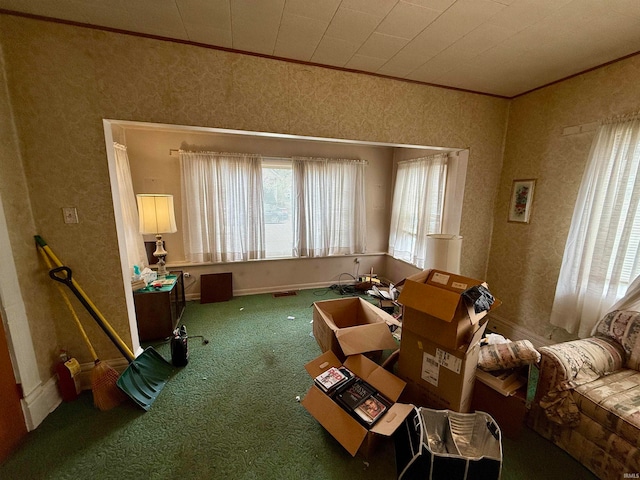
[312,297,399,361]
[397,323,487,412]
[397,270,501,350]
[471,380,527,438]
[301,350,414,457]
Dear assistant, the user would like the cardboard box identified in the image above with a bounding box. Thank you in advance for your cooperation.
[312,297,399,361]
[397,270,501,350]
[397,323,487,412]
[301,350,414,457]
[472,380,527,438]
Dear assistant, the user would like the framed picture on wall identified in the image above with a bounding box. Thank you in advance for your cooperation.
[508,179,536,223]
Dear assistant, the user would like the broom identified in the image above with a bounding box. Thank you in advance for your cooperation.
[38,245,126,410]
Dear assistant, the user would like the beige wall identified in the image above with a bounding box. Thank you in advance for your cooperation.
[0,41,60,384]
[0,14,507,377]
[486,53,640,342]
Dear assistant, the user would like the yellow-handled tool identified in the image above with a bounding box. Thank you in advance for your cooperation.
[36,235,174,411]
[37,245,125,410]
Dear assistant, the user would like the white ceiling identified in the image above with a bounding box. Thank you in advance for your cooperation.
[2,0,640,97]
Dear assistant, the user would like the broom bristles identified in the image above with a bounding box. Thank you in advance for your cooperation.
[91,360,126,411]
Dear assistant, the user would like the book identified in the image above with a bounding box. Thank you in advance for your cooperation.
[476,367,527,396]
[354,394,389,426]
[314,366,352,393]
[335,380,376,411]
[131,279,146,291]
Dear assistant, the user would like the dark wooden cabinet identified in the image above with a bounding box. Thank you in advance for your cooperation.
[134,271,185,342]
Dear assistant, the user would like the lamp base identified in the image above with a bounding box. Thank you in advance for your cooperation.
[155,255,168,277]
[153,235,169,277]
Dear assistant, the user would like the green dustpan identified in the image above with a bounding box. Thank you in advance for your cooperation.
[116,347,175,411]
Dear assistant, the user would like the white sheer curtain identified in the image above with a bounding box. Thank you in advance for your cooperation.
[179,151,265,263]
[292,157,366,257]
[551,113,640,337]
[113,143,147,272]
[604,275,640,318]
[388,153,448,268]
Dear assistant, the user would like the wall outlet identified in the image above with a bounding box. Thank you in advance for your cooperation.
[62,207,78,224]
[183,272,191,278]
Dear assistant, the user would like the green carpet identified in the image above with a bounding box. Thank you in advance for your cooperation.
[1,289,597,479]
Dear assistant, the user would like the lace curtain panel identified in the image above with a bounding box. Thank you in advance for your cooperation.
[550,113,640,337]
[113,143,147,272]
[292,157,366,257]
[179,151,265,263]
[388,153,448,268]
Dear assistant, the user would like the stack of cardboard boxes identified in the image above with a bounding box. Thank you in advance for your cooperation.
[301,273,500,457]
[302,297,412,457]
[396,270,501,413]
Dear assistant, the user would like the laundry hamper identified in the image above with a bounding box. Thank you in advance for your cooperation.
[394,407,502,480]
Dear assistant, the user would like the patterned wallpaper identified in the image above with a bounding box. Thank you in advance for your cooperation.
[0,41,61,382]
[0,14,509,372]
[487,53,640,342]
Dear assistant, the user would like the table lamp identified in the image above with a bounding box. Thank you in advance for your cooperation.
[136,194,177,276]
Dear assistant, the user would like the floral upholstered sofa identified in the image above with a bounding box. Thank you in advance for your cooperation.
[528,310,640,479]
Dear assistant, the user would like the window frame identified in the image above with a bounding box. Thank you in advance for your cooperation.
[388,150,467,268]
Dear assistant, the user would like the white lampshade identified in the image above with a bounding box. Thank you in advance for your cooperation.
[426,234,462,274]
[136,194,177,235]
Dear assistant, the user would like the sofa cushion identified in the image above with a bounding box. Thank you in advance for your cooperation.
[478,339,540,371]
[593,310,640,370]
[572,369,640,447]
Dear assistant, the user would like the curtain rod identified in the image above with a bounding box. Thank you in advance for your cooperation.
[169,149,368,164]
[397,152,450,165]
[561,122,598,136]
[561,110,640,136]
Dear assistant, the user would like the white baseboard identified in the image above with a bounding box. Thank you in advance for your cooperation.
[21,376,61,431]
[21,357,132,431]
[486,314,550,349]
[185,280,340,301]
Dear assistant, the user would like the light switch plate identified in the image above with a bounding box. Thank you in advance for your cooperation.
[62,207,78,224]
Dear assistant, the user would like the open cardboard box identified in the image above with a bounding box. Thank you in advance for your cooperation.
[301,350,414,457]
[397,269,501,350]
[312,297,399,361]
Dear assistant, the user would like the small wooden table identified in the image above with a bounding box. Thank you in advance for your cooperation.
[133,271,185,342]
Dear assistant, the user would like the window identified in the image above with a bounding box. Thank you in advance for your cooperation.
[179,151,265,263]
[550,113,640,337]
[262,159,293,258]
[388,153,448,268]
[292,158,367,257]
[180,152,366,262]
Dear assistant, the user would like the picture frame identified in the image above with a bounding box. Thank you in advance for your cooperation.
[508,179,536,223]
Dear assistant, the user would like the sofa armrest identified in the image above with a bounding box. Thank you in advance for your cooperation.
[538,336,625,393]
[534,336,624,427]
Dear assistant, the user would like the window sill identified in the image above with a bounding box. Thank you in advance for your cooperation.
[165,252,388,269]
